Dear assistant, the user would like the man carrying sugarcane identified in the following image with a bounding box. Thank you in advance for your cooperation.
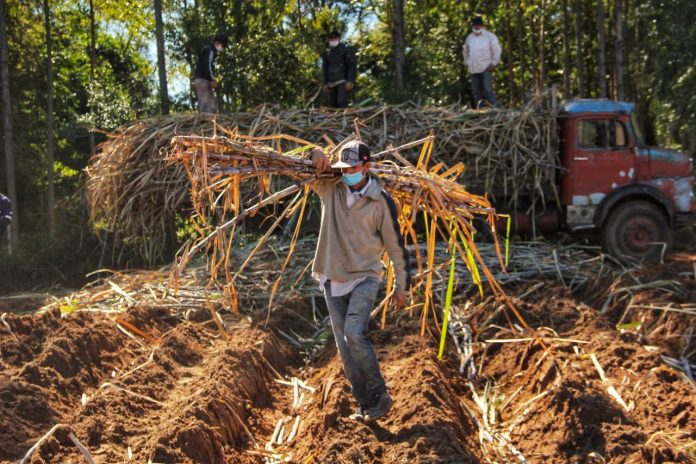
[462,16,501,108]
[193,34,229,114]
[321,31,357,108]
[0,192,12,245]
[310,141,410,422]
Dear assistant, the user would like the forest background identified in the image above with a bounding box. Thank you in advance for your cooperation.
[1,0,694,290]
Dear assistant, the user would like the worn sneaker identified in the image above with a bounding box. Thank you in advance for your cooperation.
[365,391,393,422]
[348,405,368,421]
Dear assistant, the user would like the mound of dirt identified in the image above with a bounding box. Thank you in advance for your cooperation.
[0,307,142,461]
[472,282,696,463]
[1,304,295,464]
[1,273,695,464]
[590,264,696,365]
[266,332,483,464]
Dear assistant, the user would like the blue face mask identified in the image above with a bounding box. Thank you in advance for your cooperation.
[341,171,364,186]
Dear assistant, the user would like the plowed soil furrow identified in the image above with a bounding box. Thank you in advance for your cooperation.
[474,282,696,464]
[248,331,484,463]
[0,308,141,461]
[1,274,695,464]
[6,316,294,464]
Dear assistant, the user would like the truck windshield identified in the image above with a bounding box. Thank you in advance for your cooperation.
[630,113,647,147]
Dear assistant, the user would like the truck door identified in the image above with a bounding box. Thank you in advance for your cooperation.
[571,117,634,207]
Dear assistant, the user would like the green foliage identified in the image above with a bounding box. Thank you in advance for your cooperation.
[175,211,198,242]
[167,0,349,109]
[0,195,106,292]
[79,80,138,129]
[2,0,696,290]
[629,1,696,151]
[3,0,156,213]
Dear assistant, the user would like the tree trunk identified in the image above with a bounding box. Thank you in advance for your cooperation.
[154,0,169,115]
[44,0,55,236]
[516,4,526,100]
[233,0,244,41]
[185,0,196,110]
[574,0,585,97]
[562,0,571,97]
[231,0,245,111]
[614,0,624,100]
[88,0,96,156]
[0,0,17,249]
[598,0,607,98]
[538,0,546,90]
[391,0,406,97]
[529,10,538,91]
[504,0,515,105]
[296,0,302,32]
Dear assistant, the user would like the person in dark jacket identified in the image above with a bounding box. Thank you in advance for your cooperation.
[321,31,357,108]
[0,193,12,244]
[193,34,229,113]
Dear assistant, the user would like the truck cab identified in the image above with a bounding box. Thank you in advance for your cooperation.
[558,100,696,262]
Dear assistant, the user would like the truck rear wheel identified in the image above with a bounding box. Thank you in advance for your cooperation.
[601,200,672,263]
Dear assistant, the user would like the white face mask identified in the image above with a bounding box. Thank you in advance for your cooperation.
[329,39,339,48]
[215,44,224,52]
[473,28,484,35]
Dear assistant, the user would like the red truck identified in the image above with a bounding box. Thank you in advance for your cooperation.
[503,99,696,263]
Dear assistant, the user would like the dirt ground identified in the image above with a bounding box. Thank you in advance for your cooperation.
[1,260,695,463]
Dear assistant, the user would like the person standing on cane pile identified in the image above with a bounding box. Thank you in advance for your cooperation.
[321,31,357,108]
[310,141,411,422]
[193,34,229,114]
[462,16,501,108]
[0,193,12,245]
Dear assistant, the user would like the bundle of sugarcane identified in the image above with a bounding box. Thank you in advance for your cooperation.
[88,95,557,264]
[84,113,303,264]
[85,114,247,264]
[169,127,528,335]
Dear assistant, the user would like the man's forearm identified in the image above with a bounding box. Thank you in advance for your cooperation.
[380,205,411,291]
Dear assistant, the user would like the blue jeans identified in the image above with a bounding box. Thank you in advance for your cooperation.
[323,278,386,407]
[471,71,497,107]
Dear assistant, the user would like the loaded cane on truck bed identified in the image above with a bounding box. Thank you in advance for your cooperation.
[481,99,696,264]
[84,98,695,266]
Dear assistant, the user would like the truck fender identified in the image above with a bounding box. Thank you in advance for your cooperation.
[593,183,674,227]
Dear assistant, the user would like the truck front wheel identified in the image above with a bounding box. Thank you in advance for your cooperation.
[601,200,672,263]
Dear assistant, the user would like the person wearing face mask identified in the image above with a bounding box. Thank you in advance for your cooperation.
[310,141,411,422]
[321,31,357,108]
[193,34,229,113]
[462,17,501,108]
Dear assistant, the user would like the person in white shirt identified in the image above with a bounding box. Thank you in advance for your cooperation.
[462,17,501,108]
